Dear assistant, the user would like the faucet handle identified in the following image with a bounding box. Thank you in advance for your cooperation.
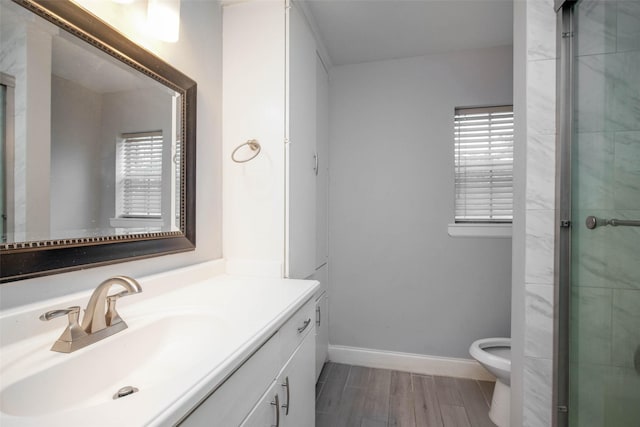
[40,306,88,343]
[105,291,128,327]
[40,306,81,322]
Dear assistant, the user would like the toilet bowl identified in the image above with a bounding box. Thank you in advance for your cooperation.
[469,337,511,427]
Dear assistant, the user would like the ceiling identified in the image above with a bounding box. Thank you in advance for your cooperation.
[303,0,514,66]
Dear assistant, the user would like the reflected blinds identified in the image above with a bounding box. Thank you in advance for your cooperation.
[454,106,513,223]
[118,131,163,218]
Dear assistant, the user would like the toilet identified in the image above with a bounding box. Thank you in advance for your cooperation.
[469,338,511,427]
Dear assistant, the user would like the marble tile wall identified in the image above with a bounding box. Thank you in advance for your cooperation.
[570,0,640,425]
[523,0,557,425]
[0,8,27,241]
[0,3,54,242]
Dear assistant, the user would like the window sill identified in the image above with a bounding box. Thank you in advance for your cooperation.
[447,223,512,238]
[110,217,165,228]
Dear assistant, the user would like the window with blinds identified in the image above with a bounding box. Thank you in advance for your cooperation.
[174,138,181,224]
[117,131,163,218]
[454,106,513,223]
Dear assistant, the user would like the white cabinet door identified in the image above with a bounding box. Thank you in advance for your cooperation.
[278,329,316,427]
[240,381,280,427]
[315,55,329,268]
[286,0,317,279]
[179,334,280,426]
[315,291,329,382]
[244,329,316,427]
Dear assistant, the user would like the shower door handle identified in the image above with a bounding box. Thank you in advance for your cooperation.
[586,216,640,229]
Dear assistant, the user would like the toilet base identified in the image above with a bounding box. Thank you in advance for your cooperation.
[489,380,510,427]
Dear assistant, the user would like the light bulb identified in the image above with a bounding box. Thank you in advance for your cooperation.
[147,0,180,43]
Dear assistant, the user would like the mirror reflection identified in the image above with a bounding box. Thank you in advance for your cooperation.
[1,1,182,245]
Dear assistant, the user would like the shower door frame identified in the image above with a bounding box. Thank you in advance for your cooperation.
[553,1,577,427]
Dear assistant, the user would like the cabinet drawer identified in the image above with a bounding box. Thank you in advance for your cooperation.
[279,297,315,364]
[179,332,280,427]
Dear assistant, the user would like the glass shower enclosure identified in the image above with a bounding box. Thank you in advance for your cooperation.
[556,0,640,426]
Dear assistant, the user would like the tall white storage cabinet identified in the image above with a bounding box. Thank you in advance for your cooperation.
[287,1,317,280]
[222,0,330,384]
[312,53,330,381]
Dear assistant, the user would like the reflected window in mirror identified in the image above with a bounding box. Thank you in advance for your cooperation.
[114,131,164,231]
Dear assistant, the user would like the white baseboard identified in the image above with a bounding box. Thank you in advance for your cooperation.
[328,344,495,381]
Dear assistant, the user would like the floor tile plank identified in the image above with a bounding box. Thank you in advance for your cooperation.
[440,404,471,427]
[456,378,496,427]
[316,412,340,427]
[347,365,372,388]
[358,368,391,424]
[317,379,346,413]
[413,374,444,427]
[318,362,334,383]
[316,381,325,401]
[477,381,495,408]
[317,363,352,413]
[335,386,367,427]
[328,363,352,382]
[360,416,388,427]
[389,371,416,427]
[434,376,464,406]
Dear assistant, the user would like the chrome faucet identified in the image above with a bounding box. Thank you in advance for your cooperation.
[81,276,142,333]
[40,276,142,353]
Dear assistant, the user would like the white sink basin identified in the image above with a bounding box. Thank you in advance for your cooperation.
[0,311,234,417]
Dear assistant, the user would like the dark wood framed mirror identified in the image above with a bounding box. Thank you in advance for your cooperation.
[0,0,196,282]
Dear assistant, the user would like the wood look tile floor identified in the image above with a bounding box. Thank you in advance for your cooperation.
[315,363,497,427]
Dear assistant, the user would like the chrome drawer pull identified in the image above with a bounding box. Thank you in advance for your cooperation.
[316,305,321,326]
[281,376,290,415]
[270,394,280,427]
[297,318,311,333]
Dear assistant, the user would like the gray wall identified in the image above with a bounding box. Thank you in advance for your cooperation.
[50,75,103,238]
[0,1,223,309]
[328,45,513,358]
[100,87,173,230]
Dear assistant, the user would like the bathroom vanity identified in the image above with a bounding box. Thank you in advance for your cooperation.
[0,261,319,426]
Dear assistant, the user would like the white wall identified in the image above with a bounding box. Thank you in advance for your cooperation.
[329,46,513,358]
[0,0,222,309]
[222,1,286,277]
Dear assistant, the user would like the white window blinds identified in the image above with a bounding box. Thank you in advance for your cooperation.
[454,106,513,223]
[118,131,163,218]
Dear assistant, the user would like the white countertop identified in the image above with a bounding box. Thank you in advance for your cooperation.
[0,261,319,426]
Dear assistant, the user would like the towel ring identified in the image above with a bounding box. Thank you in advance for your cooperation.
[231,139,261,163]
